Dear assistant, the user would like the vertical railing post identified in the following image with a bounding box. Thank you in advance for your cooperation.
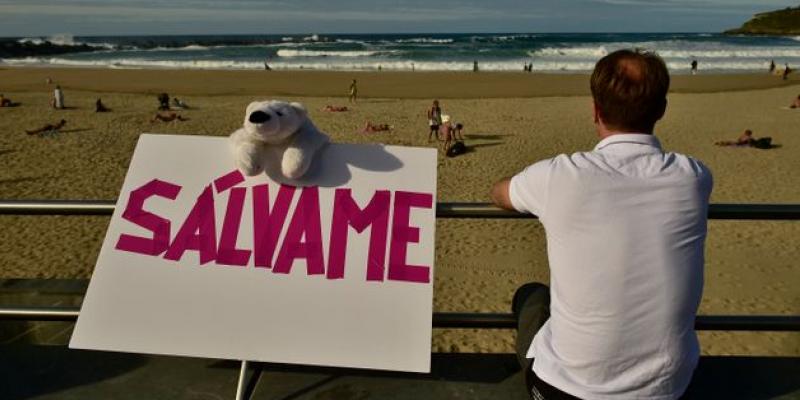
[235,360,249,400]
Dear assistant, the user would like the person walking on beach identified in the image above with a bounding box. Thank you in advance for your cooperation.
[51,85,64,109]
[492,49,712,399]
[783,63,792,80]
[427,100,443,142]
[770,59,776,74]
[690,59,698,75]
[473,60,479,72]
[348,79,358,103]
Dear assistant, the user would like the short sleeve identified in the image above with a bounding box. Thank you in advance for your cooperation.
[509,159,552,217]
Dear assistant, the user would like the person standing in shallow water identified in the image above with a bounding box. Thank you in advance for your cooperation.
[348,79,358,103]
[492,49,712,399]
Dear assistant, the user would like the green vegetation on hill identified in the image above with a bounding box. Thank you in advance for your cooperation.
[725,6,800,35]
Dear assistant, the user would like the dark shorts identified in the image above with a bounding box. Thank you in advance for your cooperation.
[429,124,439,131]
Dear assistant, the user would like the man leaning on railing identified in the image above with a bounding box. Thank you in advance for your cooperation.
[491,49,713,400]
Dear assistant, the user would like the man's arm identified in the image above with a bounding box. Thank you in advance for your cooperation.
[491,177,515,211]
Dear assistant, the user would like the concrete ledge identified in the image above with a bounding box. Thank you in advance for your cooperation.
[1,346,798,400]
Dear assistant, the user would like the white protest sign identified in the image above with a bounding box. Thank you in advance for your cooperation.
[70,134,437,373]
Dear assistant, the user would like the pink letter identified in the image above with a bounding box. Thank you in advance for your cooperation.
[216,187,251,266]
[164,185,217,265]
[274,186,325,275]
[388,191,433,283]
[253,184,296,268]
[115,179,182,256]
[327,189,390,280]
[214,170,245,193]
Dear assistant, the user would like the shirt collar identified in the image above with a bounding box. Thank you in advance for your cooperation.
[594,133,662,151]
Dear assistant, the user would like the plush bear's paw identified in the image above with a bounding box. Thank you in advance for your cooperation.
[232,143,263,176]
[237,158,262,176]
[281,147,309,179]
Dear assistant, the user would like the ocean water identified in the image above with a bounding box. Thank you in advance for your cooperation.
[3,32,800,73]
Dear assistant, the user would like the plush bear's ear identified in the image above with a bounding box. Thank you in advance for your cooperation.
[245,101,262,115]
[290,102,308,119]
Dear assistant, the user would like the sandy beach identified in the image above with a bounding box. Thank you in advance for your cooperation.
[0,67,798,356]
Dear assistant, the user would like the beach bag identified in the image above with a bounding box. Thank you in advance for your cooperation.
[446,141,467,157]
[753,137,772,149]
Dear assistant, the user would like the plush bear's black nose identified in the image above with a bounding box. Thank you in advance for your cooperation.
[249,111,270,123]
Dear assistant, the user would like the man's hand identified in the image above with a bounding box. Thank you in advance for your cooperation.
[491,177,515,211]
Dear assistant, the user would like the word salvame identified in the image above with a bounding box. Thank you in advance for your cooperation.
[114,170,433,283]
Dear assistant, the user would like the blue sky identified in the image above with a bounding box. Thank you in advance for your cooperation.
[0,0,796,37]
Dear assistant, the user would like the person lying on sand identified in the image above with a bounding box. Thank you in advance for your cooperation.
[790,95,800,109]
[151,112,188,123]
[0,94,17,107]
[26,119,66,136]
[95,98,110,112]
[715,129,773,149]
[362,121,391,133]
[322,105,348,112]
[715,129,754,146]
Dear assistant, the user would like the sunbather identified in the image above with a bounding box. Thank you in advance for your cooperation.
[322,105,348,112]
[362,121,391,133]
[715,129,772,149]
[26,119,66,136]
[151,112,188,123]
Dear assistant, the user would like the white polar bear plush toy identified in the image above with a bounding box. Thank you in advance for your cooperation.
[229,100,329,179]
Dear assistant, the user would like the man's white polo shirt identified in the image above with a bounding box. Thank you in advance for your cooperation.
[509,134,713,400]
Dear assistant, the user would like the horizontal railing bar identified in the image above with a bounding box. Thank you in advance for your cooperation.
[1,200,800,220]
[1,306,798,331]
[0,200,116,215]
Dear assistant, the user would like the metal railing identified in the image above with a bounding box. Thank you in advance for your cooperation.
[1,306,799,332]
[1,199,799,332]
[2,200,800,220]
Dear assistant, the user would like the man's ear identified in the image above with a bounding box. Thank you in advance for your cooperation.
[290,102,308,119]
[655,97,667,121]
[592,101,600,124]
